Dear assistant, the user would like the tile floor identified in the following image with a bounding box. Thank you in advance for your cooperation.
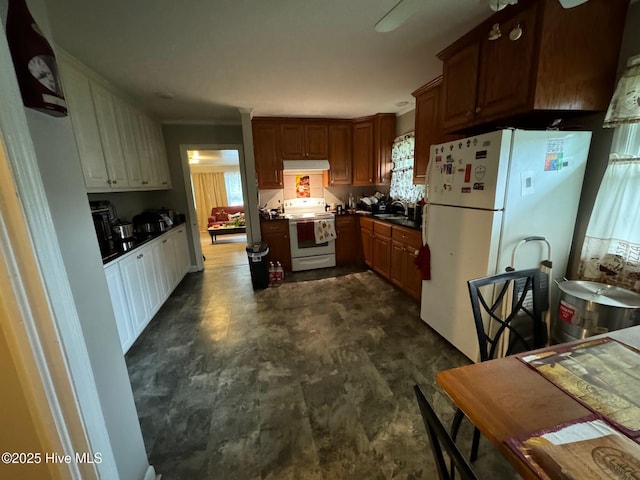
[125,234,519,479]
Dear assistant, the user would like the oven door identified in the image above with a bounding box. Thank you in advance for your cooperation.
[288,219,336,258]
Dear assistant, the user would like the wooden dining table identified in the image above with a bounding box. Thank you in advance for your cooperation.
[436,325,640,479]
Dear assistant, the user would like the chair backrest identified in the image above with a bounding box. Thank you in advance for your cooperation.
[467,268,547,362]
[413,385,479,480]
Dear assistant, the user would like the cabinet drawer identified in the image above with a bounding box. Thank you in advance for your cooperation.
[335,215,356,229]
[391,226,421,247]
[359,216,373,231]
[373,221,392,238]
[261,220,289,234]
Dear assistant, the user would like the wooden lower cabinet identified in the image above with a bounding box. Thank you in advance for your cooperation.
[335,215,361,266]
[390,227,423,301]
[372,221,392,279]
[360,216,423,301]
[260,219,291,271]
[359,217,374,268]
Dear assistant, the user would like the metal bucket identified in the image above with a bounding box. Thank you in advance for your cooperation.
[552,280,640,343]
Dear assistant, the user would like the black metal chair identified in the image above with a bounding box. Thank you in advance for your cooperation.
[414,385,479,480]
[452,268,547,463]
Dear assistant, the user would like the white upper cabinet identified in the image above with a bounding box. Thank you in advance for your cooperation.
[113,96,145,188]
[91,81,130,189]
[58,59,110,189]
[58,53,171,192]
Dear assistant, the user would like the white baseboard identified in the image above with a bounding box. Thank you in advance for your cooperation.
[143,465,157,480]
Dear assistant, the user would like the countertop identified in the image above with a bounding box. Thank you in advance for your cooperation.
[103,222,186,266]
[260,212,422,231]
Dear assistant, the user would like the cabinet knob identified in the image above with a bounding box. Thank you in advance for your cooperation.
[107,179,112,184]
[466,110,473,118]
[475,107,482,114]
[162,239,167,243]
[369,178,372,182]
[112,180,118,184]
[509,23,523,41]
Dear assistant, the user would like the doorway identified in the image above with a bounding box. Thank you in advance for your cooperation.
[182,145,248,269]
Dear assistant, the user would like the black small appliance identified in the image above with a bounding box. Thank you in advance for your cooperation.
[89,200,118,262]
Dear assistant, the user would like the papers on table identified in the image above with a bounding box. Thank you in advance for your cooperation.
[519,338,640,436]
[508,418,640,480]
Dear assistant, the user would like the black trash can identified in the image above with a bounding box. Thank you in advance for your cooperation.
[246,242,270,290]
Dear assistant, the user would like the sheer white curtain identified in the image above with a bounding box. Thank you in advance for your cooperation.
[191,172,228,230]
[224,171,244,206]
[389,133,425,202]
[578,123,640,292]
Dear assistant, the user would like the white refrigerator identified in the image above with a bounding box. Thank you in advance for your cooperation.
[420,129,591,361]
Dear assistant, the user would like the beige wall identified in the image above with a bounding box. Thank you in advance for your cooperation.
[396,110,415,136]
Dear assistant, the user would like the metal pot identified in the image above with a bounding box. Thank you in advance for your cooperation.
[112,222,134,240]
[553,280,640,342]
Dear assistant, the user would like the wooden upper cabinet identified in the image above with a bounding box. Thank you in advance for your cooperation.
[352,114,396,186]
[328,122,352,185]
[441,43,479,132]
[475,4,538,121]
[352,119,374,186]
[280,122,328,159]
[253,121,282,189]
[374,114,396,186]
[438,0,629,132]
[412,77,442,185]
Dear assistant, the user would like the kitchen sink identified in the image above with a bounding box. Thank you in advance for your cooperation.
[372,214,420,230]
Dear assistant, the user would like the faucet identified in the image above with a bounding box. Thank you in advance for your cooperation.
[391,200,409,216]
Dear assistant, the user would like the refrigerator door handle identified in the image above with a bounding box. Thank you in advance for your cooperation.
[422,204,429,244]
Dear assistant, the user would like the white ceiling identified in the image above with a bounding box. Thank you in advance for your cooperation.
[44,0,493,124]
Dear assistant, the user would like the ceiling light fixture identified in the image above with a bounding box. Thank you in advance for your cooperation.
[189,151,200,164]
[488,0,518,12]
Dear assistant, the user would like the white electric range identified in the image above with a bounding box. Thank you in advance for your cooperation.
[283,198,336,271]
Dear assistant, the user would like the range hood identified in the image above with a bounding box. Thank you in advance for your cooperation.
[282,160,330,172]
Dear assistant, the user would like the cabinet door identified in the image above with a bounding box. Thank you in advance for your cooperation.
[91,82,129,189]
[148,120,171,189]
[280,123,305,159]
[304,123,328,159]
[352,120,374,186]
[113,98,145,188]
[104,263,134,353]
[328,123,352,185]
[475,4,538,121]
[152,240,170,301]
[373,235,391,279]
[132,109,157,187]
[119,252,149,335]
[335,216,360,266]
[172,226,191,282]
[360,227,373,268]
[413,79,441,185]
[441,42,480,132]
[404,245,422,301]
[374,114,396,186]
[253,122,283,188]
[260,221,291,271]
[58,60,110,189]
[390,240,405,287]
[139,246,162,317]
